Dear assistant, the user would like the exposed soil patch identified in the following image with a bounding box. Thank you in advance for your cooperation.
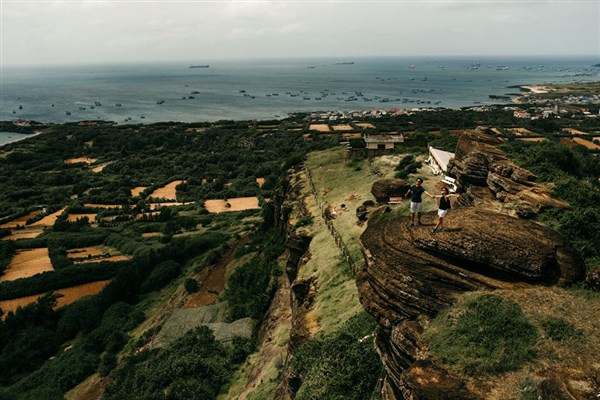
[1,248,53,282]
[29,207,67,227]
[148,180,184,200]
[0,211,41,228]
[572,137,600,150]
[64,157,97,164]
[309,124,330,132]
[130,186,147,197]
[256,177,265,187]
[67,213,97,223]
[204,197,261,213]
[1,228,44,240]
[332,124,353,131]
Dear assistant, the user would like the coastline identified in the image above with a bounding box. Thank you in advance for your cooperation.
[0,131,44,147]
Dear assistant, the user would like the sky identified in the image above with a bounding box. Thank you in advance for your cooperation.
[1,0,599,66]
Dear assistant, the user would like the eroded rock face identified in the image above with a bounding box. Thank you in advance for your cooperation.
[448,129,569,216]
[371,178,410,204]
[357,208,584,399]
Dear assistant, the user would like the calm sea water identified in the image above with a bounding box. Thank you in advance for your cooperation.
[1,57,598,124]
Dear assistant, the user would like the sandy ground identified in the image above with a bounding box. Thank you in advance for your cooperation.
[0,280,109,316]
[517,137,546,142]
[148,202,190,210]
[563,128,589,135]
[355,122,375,129]
[67,214,97,223]
[0,211,41,229]
[91,162,112,173]
[64,157,97,164]
[332,124,353,131]
[1,248,53,282]
[76,255,131,264]
[204,197,261,213]
[520,85,549,94]
[148,180,184,200]
[1,228,44,241]
[130,186,148,197]
[30,207,67,227]
[66,246,109,259]
[309,124,331,132]
[572,137,600,150]
[256,177,265,188]
[83,203,122,209]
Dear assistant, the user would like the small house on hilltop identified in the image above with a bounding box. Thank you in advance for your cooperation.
[364,134,405,153]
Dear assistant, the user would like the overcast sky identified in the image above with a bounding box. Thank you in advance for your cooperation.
[1,0,599,66]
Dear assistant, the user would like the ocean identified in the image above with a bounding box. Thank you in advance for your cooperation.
[1,57,598,125]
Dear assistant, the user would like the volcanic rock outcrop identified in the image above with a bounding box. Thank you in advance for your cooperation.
[357,207,584,399]
[448,129,569,217]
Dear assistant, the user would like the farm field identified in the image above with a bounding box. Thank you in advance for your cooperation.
[148,180,184,200]
[1,248,53,282]
[1,228,44,241]
[30,207,67,227]
[572,137,600,150]
[332,124,353,131]
[148,202,190,210]
[309,124,330,132]
[0,280,110,316]
[67,213,97,223]
[131,186,148,197]
[66,246,129,264]
[204,197,261,213]
[76,255,131,264]
[0,211,41,229]
[64,157,97,164]
[83,203,123,209]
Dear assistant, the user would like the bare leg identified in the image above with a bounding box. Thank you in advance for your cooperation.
[410,213,415,225]
[417,212,422,225]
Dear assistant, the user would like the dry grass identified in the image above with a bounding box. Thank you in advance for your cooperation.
[148,202,190,210]
[309,124,331,132]
[66,246,110,259]
[355,122,375,129]
[518,137,546,143]
[76,255,131,264]
[91,162,112,173]
[1,248,53,282]
[64,157,97,164]
[563,128,589,135]
[572,137,600,150]
[0,211,41,229]
[1,228,44,241]
[204,197,260,213]
[83,203,122,209]
[0,280,109,316]
[507,127,537,136]
[331,124,353,131]
[67,213,97,223]
[135,212,161,220]
[130,186,148,197]
[30,207,67,227]
[148,180,184,200]
[256,177,265,188]
[142,232,162,238]
[342,133,362,139]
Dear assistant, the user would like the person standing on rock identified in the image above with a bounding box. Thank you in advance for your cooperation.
[405,178,431,226]
[428,186,460,234]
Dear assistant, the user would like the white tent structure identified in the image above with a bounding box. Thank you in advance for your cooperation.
[427,146,457,192]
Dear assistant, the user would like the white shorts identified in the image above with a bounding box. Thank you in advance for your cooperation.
[410,202,423,213]
[438,209,449,218]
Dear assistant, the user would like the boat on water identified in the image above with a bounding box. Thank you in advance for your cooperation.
[334,62,354,65]
[496,65,510,70]
[189,65,209,68]
[65,111,71,115]
[157,100,165,104]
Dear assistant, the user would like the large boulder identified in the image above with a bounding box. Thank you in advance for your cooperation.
[371,178,410,204]
[357,208,585,399]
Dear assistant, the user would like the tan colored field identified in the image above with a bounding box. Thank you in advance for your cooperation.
[564,128,589,135]
[135,212,161,220]
[309,124,331,132]
[1,248,53,282]
[0,211,40,229]
[204,197,261,213]
[517,137,546,142]
[256,178,265,188]
[67,214,97,223]
[131,186,148,197]
[342,133,362,139]
[490,127,504,135]
[1,228,44,241]
[148,202,191,210]
[64,157,97,164]
[355,122,375,129]
[572,137,600,150]
[83,203,123,209]
[66,246,109,259]
[148,180,184,200]
[76,255,131,264]
[91,162,112,173]
[507,127,537,136]
[30,207,67,227]
[332,124,353,131]
[0,280,109,316]
[142,232,162,238]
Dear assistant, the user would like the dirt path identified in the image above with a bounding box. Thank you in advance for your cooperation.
[182,237,249,308]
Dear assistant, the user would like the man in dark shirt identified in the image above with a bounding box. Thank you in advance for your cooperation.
[404,178,432,226]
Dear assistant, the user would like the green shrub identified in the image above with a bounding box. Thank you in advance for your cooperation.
[394,155,422,179]
[292,312,381,400]
[540,316,583,341]
[294,215,314,229]
[184,278,199,293]
[425,294,538,375]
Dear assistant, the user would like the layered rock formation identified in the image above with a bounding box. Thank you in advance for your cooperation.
[371,178,410,204]
[357,207,585,399]
[448,129,569,217]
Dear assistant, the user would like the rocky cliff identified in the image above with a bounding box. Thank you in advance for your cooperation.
[448,129,569,218]
[357,207,585,399]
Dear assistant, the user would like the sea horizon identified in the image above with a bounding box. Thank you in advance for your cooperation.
[2,56,598,125]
